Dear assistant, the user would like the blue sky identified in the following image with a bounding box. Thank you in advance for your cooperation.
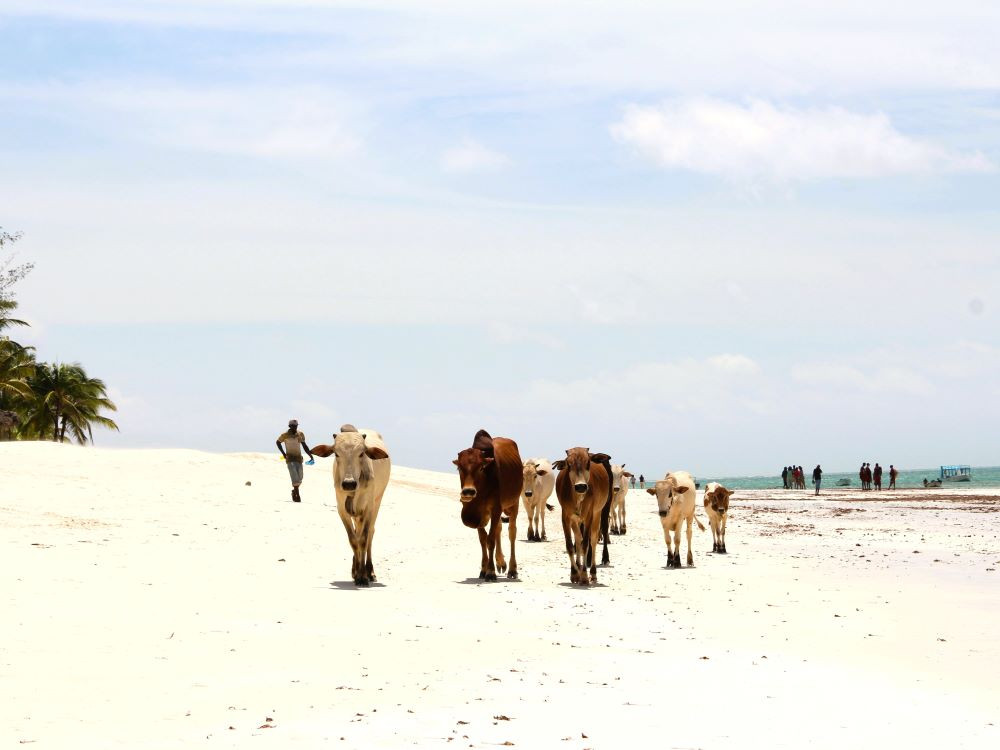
[2,1,998,476]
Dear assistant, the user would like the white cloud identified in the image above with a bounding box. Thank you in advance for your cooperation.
[441,139,509,174]
[612,98,994,182]
[790,363,935,396]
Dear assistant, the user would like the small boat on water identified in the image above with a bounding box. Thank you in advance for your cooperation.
[836,478,851,487]
[940,465,972,483]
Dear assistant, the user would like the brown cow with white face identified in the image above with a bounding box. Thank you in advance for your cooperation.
[553,447,612,585]
[453,429,522,581]
[703,482,734,553]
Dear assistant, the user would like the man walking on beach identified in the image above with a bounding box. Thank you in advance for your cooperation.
[812,464,823,496]
[889,465,898,490]
[276,419,314,503]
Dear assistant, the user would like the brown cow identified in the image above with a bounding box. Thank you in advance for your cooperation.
[703,481,734,553]
[453,429,522,581]
[553,447,613,585]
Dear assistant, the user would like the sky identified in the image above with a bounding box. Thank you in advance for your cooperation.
[1,0,998,477]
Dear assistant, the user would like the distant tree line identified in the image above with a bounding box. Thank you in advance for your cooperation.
[1,227,118,442]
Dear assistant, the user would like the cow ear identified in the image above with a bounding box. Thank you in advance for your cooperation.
[589,452,611,463]
[674,485,690,493]
[311,445,335,458]
[365,446,388,460]
[552,460,566,470]
[536,468,548,476]
[452,459,460,466]
[646,488,657,495]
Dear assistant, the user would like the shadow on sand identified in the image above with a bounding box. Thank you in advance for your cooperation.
[328,580,387,590]
[456,576,523,585]
[557,580,609,589]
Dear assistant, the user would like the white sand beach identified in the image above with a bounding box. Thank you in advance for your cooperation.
[2,442,998,749]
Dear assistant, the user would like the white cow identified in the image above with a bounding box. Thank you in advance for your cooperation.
[521,458,555,541]
[646,471,705,568]
[311,424,391,586]
[609,463,633,535]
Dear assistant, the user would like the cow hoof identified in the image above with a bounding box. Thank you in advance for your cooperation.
[497,562,507,574]
[622,526,627,534]
[485,572,498,582]
[479,571,487,579]
[507,569,518,579]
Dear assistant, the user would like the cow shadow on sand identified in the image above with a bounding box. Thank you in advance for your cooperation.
[456,576,523,585]
[557,581,609,589]
[328,580,387,590]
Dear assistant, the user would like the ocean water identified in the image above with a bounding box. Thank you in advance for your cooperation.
[693,465,1000,490]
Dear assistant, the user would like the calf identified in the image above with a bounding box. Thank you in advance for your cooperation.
[311,425,391,586]
[609,464,633,535]
[521,458,555,541]
[453,429,522,581]
[646,471,704,568]
[703,482,734,553]
[553,448,612,585]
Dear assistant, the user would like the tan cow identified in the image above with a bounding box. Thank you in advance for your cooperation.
[703,481,734,553]
[311,425,391,586]
[553,447,612,585]
[609,463,633,535]
[521,458,555,541]
[646,471,705,568]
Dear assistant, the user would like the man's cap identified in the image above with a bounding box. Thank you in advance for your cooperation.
[288,419,299,427]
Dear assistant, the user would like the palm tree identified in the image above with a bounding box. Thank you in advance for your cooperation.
[22,362,119,444]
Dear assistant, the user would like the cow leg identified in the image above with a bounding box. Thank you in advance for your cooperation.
[720,513,728,553]
[599,499,611,566]
[589,522,602,584]
[686,517,694,567]
[504,502,518,578]
[354,523,370,586]
[573,518,589,585]
[364,522,377,581]
[539,503,546,541]
[477,526,490,580]
[662,522,676,567]
[491,508,505,579]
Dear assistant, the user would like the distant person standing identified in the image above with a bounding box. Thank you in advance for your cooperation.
[639,474,645,489]
[873,463,883,490]
[630,474,636,489]
[888,465,898,490]
[859,463,866,490]
[781,466,789,489]
[276,419,314,502]
[812,465,823,495]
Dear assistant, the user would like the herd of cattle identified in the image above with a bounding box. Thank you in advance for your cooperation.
[311,426,735,587]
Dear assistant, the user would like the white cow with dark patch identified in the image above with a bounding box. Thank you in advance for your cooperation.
[521,458,555,541]
[311,424,390,586]
[703,482,734,553]
[609,463,633,535]
[646,471,704,568]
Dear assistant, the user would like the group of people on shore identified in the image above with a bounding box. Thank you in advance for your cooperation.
[860,462,898,490]
[781,465,808,489]
[782,465,824,496]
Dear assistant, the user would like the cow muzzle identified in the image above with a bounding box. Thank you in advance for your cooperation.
[613,485,621,492]
[461,487,477,499]
[524,490,533,497]
[341,479,358,491]
[574,482,589,493]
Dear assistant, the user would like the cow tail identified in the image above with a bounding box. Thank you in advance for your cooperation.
[693,514,706,532]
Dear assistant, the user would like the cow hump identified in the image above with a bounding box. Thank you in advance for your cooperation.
[472,429,494,456]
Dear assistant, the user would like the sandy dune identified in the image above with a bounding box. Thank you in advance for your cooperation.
[2,442,998,748]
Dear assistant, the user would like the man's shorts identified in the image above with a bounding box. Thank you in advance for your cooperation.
[286,459,304,486]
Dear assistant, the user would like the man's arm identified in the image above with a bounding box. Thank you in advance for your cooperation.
[276,436,286,458]
[300,440,314,460]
